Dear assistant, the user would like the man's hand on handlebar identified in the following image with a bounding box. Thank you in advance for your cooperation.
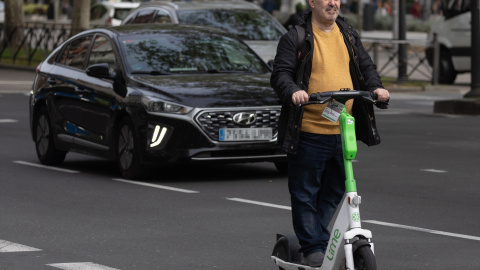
[373,88,389,102]
[292,90,309,105]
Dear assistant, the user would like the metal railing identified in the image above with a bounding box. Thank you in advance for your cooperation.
[1,23,440,85]
[362,38,434,83]
[0,22,81,66]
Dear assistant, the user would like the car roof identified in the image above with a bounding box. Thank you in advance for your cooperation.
[91,2,141,8]
[92,23,234,38]
[137,0,262,11]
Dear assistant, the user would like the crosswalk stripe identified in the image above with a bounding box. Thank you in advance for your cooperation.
[47,262,121,270]
[0,119,18,123]
[0,240,42,252]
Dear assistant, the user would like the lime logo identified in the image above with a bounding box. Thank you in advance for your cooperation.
[352,212,360,222]
[326,229,342,261]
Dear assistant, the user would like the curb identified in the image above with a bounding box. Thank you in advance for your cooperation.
[434,99,480,115]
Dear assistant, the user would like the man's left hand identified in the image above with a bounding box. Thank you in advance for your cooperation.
[373,88,390,102]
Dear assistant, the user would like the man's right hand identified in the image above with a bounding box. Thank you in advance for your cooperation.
[292,90,309,105]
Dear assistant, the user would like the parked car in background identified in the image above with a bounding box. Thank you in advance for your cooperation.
[0,1,5,24]
[90,1,140,27]
[121,1,287,64]
[425,0,471,84]
[30,24,286,179]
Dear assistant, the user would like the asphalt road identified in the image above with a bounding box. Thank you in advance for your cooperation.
[0,68,479,270]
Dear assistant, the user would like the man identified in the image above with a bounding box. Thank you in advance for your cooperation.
[270,0,389,267]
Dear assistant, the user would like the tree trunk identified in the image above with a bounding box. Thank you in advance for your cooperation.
[3,0,25,51]
[70,0,91,37]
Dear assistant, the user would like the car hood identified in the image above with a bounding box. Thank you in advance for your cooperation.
[243,40,279,64]
[131,73,280,108]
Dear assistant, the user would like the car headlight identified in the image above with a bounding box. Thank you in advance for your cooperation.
[141,96,193,114]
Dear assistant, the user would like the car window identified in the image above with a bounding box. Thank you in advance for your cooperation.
[88,35,116,72]
[152,10,172,24]
[114,8,133,21]
[176,9,285,40]
[90,5,107,20]
[131,9,155,24]
[118,33,269,74]
[57,35,93,70]
[444,0,471,19]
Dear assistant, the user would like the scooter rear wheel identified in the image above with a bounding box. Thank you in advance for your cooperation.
[353,246,377,270]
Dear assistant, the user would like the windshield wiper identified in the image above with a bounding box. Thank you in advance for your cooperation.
[205,69,240,73]
[131,70,171,75]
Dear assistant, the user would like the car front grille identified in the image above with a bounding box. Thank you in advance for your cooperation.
[195,108,281,142]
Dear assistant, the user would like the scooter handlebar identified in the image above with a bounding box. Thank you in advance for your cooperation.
[307,90,388,109]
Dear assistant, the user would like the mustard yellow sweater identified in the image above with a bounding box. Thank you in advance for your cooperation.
[301,23,354,135]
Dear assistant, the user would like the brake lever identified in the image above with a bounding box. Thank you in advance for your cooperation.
[375,100,389,109]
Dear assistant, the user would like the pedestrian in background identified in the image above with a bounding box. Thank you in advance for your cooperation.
[262,0,276,14]
[284,3,307,30]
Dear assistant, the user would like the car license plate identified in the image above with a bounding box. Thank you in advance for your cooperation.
[219,128,272,141]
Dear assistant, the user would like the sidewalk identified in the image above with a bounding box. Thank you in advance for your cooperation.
[360,30,428,41]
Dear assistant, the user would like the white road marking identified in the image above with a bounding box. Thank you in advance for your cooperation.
[226,197,291,210]
[13,160,80,174]
[47,262,120,270]
[421,169,448,173]
[227,198,480,241]
[0,81,32,85]
[364,220,480,241]
[0,90,31,95]
[0,240,42,252]
[112,178,199,193]
[0,119,18,123]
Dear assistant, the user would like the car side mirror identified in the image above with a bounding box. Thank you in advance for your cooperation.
[86,63,116,79]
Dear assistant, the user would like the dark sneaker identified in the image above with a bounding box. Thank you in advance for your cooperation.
[301,251,325,267]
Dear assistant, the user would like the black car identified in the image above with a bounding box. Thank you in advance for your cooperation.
[29,24,286,179]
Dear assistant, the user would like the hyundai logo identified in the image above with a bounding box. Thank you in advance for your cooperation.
[233,112,256,126]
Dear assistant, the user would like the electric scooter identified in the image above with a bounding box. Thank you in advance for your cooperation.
[271,90,388,270]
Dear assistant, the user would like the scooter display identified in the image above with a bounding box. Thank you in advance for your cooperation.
[271,90,387,270]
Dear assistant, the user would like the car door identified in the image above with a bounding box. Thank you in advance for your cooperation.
[73,34,120,155]
[46,34,93,148]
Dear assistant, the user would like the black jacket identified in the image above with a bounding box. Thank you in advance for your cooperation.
[270,12,384,154]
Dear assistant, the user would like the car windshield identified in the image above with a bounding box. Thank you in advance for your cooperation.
[118,32,269,74]
[176,9,285,40]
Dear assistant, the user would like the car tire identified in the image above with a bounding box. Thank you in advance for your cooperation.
[274,161,288,174]
[116,117,144,180]
[438,49,457,84]
[33,106,67,165]
[34,106,67,165]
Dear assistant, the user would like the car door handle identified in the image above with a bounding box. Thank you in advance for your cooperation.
[47,78,56,85]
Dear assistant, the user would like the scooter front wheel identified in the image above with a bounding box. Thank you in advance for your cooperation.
[353,246,377,270]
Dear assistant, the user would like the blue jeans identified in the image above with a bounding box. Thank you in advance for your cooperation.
[288,132,345,256]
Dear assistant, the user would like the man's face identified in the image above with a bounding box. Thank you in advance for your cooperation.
[310,0,340,23]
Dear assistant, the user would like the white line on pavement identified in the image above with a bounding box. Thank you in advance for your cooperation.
[0,240,42,252]
[227,198,480,241]
[47,262,120,270]
[0,119,18,123]
[13,160,80,174]
[0,81,32,84]
[226,197,292,210]
[364,220,480,241]
[421,169,448,173]
[112,178,199,193]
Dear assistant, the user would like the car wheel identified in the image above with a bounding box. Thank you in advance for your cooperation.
[438,49,457,84]
[116,117,144,180]
[274,161,288,174]
[34,106,67,165]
